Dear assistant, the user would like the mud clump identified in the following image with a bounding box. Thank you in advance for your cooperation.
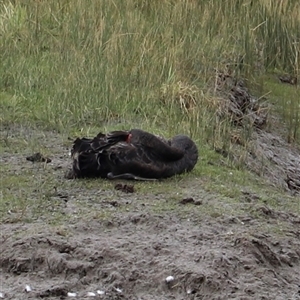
[26,152,51,163]
[114,183,135,193]
[179,197,202,205]
[286,171,300,192]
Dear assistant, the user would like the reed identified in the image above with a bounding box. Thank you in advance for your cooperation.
[0,0,299,144]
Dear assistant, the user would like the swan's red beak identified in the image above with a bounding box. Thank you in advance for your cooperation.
[126,133,132,143]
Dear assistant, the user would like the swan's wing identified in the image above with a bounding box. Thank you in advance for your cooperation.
[71,130,130,155]
[106,142,169,179]
[91,130,130,151]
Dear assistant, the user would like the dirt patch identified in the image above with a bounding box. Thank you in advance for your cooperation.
[1,125,300,299]
[1,211,300,300]
[246,130,300,194]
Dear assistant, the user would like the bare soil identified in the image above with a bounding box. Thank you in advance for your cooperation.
[1,126,300,300]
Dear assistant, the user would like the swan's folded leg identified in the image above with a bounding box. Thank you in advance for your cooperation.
[107,172,157,181]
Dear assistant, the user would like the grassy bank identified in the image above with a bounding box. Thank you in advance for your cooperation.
[1,0,299,142]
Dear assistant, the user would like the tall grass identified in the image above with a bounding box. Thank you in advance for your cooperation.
[0,0,299,144]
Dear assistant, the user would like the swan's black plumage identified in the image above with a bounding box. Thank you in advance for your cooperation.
[69,129,198,180]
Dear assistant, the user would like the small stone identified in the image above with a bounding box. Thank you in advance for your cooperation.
[25,285,32,292]
[97,290,105,295]
[165,276,174,283]
[67,292,77,297]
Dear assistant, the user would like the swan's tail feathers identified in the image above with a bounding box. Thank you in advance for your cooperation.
[71,130,130,157]
[72,150,103,178]
[70,130,131,178]
[71,137,93,157]
[88,130,131,152]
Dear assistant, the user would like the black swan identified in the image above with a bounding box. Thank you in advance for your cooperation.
[67,129,198,180]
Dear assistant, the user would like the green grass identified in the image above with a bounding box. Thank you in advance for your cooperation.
[258,74,299,142]
[1,0,299,139]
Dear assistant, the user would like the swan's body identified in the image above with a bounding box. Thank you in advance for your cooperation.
[69,129,198,180]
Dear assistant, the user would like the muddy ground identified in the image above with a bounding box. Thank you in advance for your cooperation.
[1,126,300,300]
